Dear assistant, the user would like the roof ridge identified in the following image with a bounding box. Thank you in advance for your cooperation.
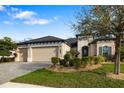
[17,35,65,45]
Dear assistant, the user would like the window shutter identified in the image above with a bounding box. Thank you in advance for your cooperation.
[99,47,102,55]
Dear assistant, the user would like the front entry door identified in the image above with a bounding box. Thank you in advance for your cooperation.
[82,46,88,57]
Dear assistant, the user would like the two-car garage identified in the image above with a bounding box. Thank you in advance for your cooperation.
[16,36,70,62]
[18,46,58,62]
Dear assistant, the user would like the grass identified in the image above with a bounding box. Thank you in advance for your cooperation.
[11,64,124,88]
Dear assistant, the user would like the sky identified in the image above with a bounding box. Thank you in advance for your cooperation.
[0,5,88,42]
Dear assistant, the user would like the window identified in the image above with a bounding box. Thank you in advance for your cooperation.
[99,46,112,57]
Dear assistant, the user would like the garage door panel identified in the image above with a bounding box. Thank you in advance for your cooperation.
[32,47,58,61]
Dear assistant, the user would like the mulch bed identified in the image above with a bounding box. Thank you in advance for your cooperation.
[107,73,124,80]
[47,64,102,73]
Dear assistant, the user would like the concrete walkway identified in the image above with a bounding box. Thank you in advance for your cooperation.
[0,62,50,84]
[0,82,51,88]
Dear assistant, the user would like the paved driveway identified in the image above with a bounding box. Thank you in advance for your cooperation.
[0,62,50,84]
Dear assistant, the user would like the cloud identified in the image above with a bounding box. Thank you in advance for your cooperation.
[3,21,13,25]
[12,11,36,19]
[0,5,6,11]
[3,6,51,25]
[23,18,50,25]
[53,16,61,21]
[11,7,20,12]
[53,16,59,20]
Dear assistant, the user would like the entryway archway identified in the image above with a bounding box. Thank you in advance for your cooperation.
[82,46,89,57]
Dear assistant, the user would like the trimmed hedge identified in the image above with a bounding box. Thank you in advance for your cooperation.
[0,57,14,62]
[51,57,59,66]
[82,57,90,67]
[94,56,105,64]
[59,59,68,67]
[89,56,95,65]
[73,58,82,69]
[64,53,71,62]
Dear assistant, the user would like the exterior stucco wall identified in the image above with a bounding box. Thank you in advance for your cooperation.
[60,43,70,59]
[89,44,97,56]
[96,40,115,56]
[16,48,28,62]
[77,36,93,58]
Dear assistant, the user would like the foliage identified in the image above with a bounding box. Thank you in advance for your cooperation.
[72,6,124,74]
[0,57,14,62]
[82,57,90,67]
[59,59,67,67]
[69,49,79,59]
[89,56,95,65]
[69,59,74,66]
[73,58,82,69]
[63,49,79,67]
[94,56,105,64]
[64,53,71,62]
[0,37,17,56]
[121,45,124,61]
[0,50,11,56]
[51,57,59,66]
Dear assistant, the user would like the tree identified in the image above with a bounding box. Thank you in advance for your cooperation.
[0,37,17,57]
[72,6,124,75]
[120,45,124,61]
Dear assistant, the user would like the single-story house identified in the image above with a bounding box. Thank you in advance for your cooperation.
[16,34,117,62]
[15,36,70,62]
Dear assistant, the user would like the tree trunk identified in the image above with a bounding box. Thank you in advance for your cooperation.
[114,37,121,75]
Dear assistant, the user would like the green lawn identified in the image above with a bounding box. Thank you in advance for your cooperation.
[12,64,124,88]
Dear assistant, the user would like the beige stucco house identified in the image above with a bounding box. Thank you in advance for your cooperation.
[15,36,70,62]
[16,34,116,62]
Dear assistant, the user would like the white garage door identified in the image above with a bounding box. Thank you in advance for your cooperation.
[32,47,58,62]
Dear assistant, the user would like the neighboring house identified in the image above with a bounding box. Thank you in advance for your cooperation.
[15,36,70,62]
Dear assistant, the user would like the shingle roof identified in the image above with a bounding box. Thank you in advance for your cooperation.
[89,38,116,45]
[17,36,65,45]
[66,38,77,47]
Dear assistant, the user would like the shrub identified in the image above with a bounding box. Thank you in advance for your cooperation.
[82,57,90,67]
[73,58,82,69]
[89,56,95,65]
[59,59,68,67]
[0,57,15,62]
[69,49,79,59]
[94,56,105,64]
[64,53,71,62]
[69,59,74,66]
[5,57,14,62]
[51,57,59,66]
[64,53,71,66]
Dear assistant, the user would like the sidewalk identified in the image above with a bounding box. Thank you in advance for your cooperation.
[0,82,51,88]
